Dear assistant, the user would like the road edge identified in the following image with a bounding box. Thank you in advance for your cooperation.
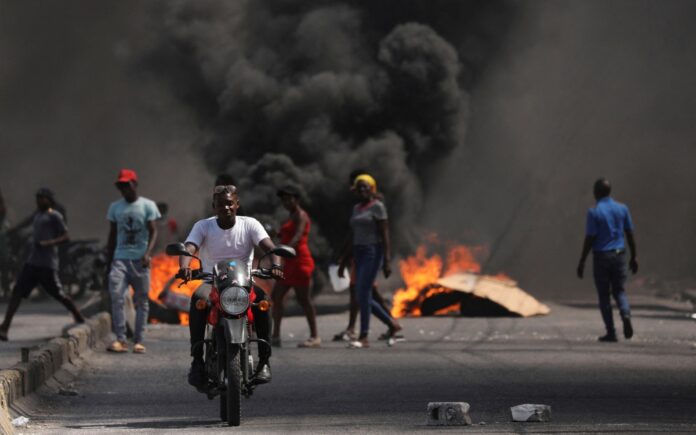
[0,312,111,435]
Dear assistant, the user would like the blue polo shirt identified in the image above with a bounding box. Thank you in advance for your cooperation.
[585,197,634,252]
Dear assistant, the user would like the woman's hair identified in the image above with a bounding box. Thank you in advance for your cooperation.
[352,174,377,193]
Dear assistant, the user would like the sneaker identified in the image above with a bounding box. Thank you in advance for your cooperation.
[378,323,404,340]
[332,330,356,342]
[298,337,321,348]
[133,343,146,354]
[188,359,206,390]
[107,340,128,353]
[347,338,369,349]
[598,333,618,342]
[253,360,272,384]
[622,317,633,339]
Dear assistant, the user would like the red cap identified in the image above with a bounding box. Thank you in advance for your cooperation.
[116,169,138,183]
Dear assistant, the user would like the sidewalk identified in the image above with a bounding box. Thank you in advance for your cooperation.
[0,298,93,370]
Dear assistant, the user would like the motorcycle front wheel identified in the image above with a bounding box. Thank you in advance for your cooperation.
[224,342,242,426]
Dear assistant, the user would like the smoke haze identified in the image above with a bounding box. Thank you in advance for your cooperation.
[427,1,696,298]
[3,1,694,299]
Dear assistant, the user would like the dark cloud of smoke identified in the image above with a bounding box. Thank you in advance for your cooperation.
[427,0,696,298]
[136,0,517,257]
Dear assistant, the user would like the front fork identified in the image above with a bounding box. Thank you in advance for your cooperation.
[204,316,272,397]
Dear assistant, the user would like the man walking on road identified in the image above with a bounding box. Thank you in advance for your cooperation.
[106,169,160,353]
[577,178,638,342]
[0,188,84,340]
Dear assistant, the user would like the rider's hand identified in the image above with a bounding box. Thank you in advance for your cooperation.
[271,265,284,280]
[38,239,52,247]
[141,254,152,269]
[382,261,391,279]
[178,267,192,282]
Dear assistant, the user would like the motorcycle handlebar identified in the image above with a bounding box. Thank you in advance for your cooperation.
[175,268,280,282]
[175,269,213,282]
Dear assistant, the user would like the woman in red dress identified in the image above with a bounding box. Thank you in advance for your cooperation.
[271,186,320,348]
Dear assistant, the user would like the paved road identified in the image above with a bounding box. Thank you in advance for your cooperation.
[13,293,696,434]
[0,293,99,370]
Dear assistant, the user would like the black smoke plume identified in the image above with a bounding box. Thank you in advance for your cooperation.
[137,0,517,257]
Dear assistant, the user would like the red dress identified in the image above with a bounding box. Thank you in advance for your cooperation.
[278,215,315,287]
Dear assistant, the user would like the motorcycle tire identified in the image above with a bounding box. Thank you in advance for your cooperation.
[218,336,227,422]
[225,342,242,426]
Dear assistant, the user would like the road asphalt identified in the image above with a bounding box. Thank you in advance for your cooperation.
[5,289,696,434]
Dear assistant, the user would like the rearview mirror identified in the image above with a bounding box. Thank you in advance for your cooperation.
[165,243,190,257]
[271,245,296,258]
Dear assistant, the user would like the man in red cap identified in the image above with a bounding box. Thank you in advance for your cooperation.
[105,169,160,353]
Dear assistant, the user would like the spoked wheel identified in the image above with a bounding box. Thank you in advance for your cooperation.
[225,343,242,426]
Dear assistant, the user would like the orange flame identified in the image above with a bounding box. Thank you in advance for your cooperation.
[391,240,485,318]
[149,253,201,325]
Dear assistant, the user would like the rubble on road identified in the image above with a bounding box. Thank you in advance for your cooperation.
[510,403,552,422]
[427,402,472,426]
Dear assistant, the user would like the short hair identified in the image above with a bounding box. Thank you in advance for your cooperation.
[593,178,611,198]
[213,185,238,202]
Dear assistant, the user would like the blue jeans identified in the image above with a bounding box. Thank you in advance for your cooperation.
[353,244,392,337]
[109,259,150,343]
[593,250,631,334]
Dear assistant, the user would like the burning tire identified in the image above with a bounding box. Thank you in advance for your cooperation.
[225,342,242,426]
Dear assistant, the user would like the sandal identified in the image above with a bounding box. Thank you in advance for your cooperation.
[298,337,322,348]
[107,340,128,353]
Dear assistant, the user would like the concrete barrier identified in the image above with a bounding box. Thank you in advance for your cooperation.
[0,312,111,435]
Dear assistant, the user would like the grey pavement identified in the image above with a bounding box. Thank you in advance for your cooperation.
[0,293,98,370]
[10,289,696,434]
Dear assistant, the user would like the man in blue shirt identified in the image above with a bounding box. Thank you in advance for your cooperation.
[577,178,638,342]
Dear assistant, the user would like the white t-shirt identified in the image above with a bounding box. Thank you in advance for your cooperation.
[185,216,269,273]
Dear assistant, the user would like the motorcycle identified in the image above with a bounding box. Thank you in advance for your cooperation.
[165,242,295,426]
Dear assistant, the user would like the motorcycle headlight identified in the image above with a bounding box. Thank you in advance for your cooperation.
[219,286,250,315]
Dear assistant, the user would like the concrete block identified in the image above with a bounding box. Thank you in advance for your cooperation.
[427,402,472,426]
[510,404,552,422]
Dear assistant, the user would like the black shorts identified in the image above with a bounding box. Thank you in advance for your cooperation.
[14,263,64,299]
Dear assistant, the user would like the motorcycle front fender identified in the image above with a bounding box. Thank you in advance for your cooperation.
[221,316,247,344]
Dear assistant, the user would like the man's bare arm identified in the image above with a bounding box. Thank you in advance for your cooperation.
[142,220,158,268]
[625,230,638,274]
[106,222,117,267]
[39,231,69,247]
[178,242,198,281]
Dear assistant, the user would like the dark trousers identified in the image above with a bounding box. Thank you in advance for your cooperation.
[2,263,82,330]
[593,250,631,334]
[189,284,271,361]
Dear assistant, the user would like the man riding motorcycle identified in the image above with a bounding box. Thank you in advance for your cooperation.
[179,185,282,389]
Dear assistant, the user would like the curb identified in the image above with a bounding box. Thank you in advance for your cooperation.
[0,312,111,434]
